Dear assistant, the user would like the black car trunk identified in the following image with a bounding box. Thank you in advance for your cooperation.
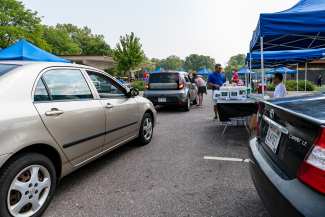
[257,95,323,179]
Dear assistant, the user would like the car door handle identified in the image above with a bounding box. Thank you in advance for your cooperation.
[105,103,114,109]
[45,110,64,116]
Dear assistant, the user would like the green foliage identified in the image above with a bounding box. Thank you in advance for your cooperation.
[315,87,325,91]
[42,25,81,55]
[0,0,51,51]
[55,24,111,55]
[184,54,216,72]
[224,54,246,81]
[150,55,183,71]
[267,80,315,91]
[130,81,146,91]
[112,32,145,77]
[105,68,122,77]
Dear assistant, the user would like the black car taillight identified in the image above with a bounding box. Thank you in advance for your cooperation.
[297,125,325,194]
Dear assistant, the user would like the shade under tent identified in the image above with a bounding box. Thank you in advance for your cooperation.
[246,49,325,92]
[248,0,325,97]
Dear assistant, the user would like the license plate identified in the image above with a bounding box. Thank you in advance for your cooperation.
[265,125,282,153]
[158,98,166,102]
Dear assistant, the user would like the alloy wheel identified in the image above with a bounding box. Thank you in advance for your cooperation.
[143,118,152,141]
[7,165,51,217]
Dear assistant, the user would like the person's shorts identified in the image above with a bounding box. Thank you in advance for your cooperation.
[198,86,207,94]
[211,90,217,105]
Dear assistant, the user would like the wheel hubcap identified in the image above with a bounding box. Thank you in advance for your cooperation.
[7,165,51,217]
[188,98,190,108]
[143,118,152,141]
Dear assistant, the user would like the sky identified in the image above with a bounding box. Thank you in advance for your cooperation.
[22,0,299,67]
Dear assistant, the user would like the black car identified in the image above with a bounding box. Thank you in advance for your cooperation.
[249,91,325,217]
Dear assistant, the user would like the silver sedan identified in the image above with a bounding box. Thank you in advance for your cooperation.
[0,61,156,217]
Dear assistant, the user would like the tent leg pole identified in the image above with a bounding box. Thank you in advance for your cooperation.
[297,64,299,93]
[260,36,264,99]
[305,61,307,93]
[245,66,247,88]
[250,53,252,94]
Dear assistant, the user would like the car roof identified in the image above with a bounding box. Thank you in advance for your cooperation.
[150,71,188,74]
[0,61,102,72]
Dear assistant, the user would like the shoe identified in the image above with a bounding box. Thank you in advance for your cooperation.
[213,116,218,121]
[196,104,200,107]
[198,105,203,107]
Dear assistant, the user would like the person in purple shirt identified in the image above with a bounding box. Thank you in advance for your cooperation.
[207,63,227,121]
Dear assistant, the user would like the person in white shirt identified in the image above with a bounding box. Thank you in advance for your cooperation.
[273,73,287,98]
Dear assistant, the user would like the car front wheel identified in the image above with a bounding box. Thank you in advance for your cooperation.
[137,113,153,145]
[0,153,56,217]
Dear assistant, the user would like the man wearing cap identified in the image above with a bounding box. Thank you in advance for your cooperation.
[207,64,227,121]
[231,68,239,85]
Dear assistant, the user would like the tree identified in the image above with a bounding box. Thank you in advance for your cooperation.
[0,0,50,51]
[112,32,145,80]
[42,25,81,55]
[55,24,111,56]
[184,54,216,72]
[224,54,246,80]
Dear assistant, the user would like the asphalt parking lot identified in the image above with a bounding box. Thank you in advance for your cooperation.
[44,91,270,217]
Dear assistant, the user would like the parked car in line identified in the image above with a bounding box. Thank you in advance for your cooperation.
[143,71,199,111]
[0,61,156,217]
[249,92,325,217]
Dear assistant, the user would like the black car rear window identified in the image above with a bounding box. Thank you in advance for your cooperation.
[149,73,179,83]
[0,64,21,77]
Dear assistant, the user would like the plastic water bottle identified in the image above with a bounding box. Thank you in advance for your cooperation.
[242,95,247,102]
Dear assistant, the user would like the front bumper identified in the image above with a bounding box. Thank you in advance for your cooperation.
[249,136,325,217]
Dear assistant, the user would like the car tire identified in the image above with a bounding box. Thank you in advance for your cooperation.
[0,152,57,217]
[136,113,153,145]
[193,95,199,105]
[183,96,190,111]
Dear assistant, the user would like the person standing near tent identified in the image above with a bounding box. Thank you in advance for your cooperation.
[207,64,227,121]
[273,73,287,98]
[318,75,322,87]
[222,70,229,81]
[192,73,206,107]
[231,68,239,85]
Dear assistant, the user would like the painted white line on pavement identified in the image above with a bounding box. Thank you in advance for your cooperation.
[204,156,251,163]
[204,156,243,162]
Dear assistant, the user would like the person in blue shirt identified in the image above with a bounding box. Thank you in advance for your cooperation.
[118,76,124,83]
[207,63,227,121]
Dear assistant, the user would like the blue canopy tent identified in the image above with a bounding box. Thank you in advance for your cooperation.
[196,68,212,75]
[235,68,256,75]
[265,67,297,74]
[178,68,185,71]
[246,49,325,69]
[245,49,325,91]
[0,39,70,63]
[147,67,165,74]
[248,0,325,96]
[154,67,165,72]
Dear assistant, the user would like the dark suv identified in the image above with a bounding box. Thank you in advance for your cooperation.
[143,71,198,111]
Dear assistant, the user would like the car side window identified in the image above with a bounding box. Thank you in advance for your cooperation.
[86,72,125,98]
[34,79,51,102]
[184,75,190,82]
[42,69,93,101]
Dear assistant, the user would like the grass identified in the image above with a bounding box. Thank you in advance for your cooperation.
[315,87,325,91]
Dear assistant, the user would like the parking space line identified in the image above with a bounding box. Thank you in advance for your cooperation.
[204,156,250,162]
